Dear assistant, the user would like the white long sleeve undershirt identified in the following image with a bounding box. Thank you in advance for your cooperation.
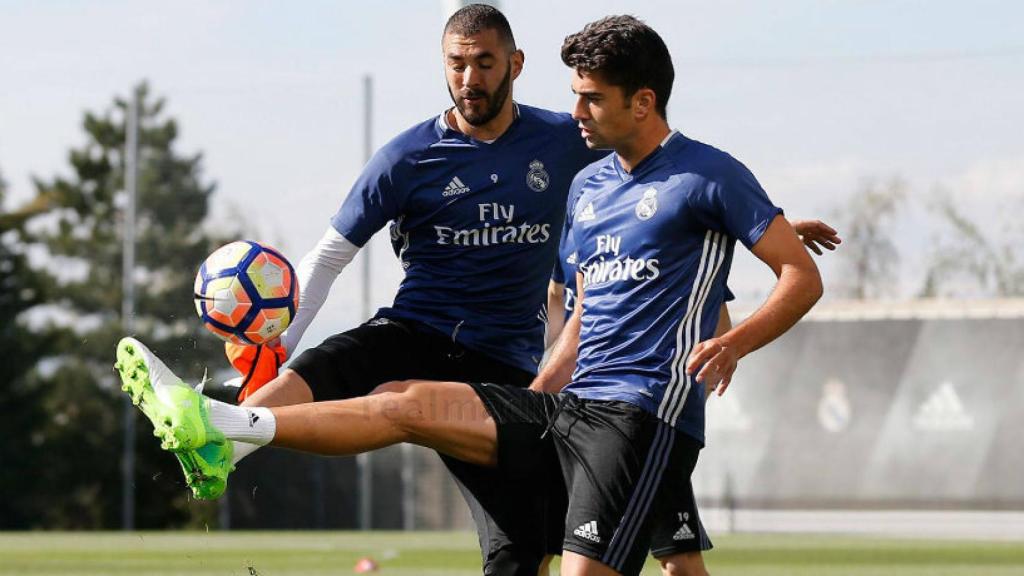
[279,227,360,357]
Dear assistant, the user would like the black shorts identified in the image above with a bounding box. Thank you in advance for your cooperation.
[469,384,710,576]
[289,316,534,400]
[288,317,561,575]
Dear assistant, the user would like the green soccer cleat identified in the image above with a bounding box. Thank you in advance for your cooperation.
[114,337,224,452]
[176,441,234,500]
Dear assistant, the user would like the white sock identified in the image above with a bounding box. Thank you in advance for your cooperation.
[207,400,276,446]
[231,441,261,465]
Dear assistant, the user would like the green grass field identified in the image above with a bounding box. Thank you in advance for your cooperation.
[1,531,1022,575]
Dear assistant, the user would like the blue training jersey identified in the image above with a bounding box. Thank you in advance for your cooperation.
[565,131,782,443]
[552,171,735,321]
[331,103,601,373]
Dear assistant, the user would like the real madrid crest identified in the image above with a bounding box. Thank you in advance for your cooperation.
[635,188,658,220]
[526,159,550,192]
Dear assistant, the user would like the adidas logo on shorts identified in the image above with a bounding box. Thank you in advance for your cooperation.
[672,523,695,541]
[574,520,601,543]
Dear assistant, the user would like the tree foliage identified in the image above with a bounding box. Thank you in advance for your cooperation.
[0,169,57,527]
[920,190,1024,298]
[832,178,906,299]
[9,83,234,528]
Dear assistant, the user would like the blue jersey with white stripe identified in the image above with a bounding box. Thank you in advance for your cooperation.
[565,132,781,443]
[331,104,600,373]
[553,203,734,321]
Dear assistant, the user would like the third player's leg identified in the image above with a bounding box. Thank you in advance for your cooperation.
[559,551,622,576]
[648,463,713,576]
[268,379,500,467]
[659,552,709,576]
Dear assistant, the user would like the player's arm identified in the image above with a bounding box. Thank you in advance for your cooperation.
[688,214,822,395]
[228,145,402,400]
[545,279,567,349]
[531,272,584,393]
[713,304,731,338]
[699,219,835,399]
[278,228,360,355]
[790,219,841,255]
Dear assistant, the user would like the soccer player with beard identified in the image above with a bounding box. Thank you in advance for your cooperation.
[162,4,601,575]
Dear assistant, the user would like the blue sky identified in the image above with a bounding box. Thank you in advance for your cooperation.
[1,1,1022,351]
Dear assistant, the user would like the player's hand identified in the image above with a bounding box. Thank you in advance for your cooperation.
[686,337,738,397]
[225,339,287,402]
[791,219,841,255]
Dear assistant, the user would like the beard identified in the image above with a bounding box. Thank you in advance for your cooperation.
[448,64,512,127]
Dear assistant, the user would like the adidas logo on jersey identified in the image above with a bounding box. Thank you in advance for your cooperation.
[573,520,601,543]
[442,176,471,197]
[672,523,695,541]
[577,202,596,222]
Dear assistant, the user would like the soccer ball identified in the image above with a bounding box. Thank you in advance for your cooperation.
[193,241,299,345]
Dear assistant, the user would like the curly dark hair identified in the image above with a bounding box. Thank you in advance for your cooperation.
[561,15,674,118]
[444,3,517,51]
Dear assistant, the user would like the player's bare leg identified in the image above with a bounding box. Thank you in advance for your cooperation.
[269,380,498,467]
[660,552,710,576]
[118,337,499,499]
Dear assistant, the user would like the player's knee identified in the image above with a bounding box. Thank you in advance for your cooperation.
[371,379,413,395]
[660,552,709,576]
[370,380,431,433]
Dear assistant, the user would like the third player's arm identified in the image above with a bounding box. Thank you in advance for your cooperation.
[687,214,822,390]
[790,218,841,255]
[531,273,584,393]
[545,280,567,349]
[713,304,732,338]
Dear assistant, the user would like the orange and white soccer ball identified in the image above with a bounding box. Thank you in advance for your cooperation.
[193,241,299,345]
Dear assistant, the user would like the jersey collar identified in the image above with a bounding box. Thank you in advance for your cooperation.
[436,102,522,145]
[612,129,682,181]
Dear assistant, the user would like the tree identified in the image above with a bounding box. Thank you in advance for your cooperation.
[16,83,234,528]
[919,189,1024,298]
[832,178,906,299]
[0,168,57,528]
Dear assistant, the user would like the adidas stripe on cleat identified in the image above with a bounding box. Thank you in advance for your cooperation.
[114,337,224,452]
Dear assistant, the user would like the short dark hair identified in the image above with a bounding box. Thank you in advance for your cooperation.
[444,3,516,51]
[561,15,674,118]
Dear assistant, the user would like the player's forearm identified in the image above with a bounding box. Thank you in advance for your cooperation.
[713,304,732,338]
[720,263,821,358]
[279,227,360,355]
[545,281,567,349]
[532,307,580,393]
